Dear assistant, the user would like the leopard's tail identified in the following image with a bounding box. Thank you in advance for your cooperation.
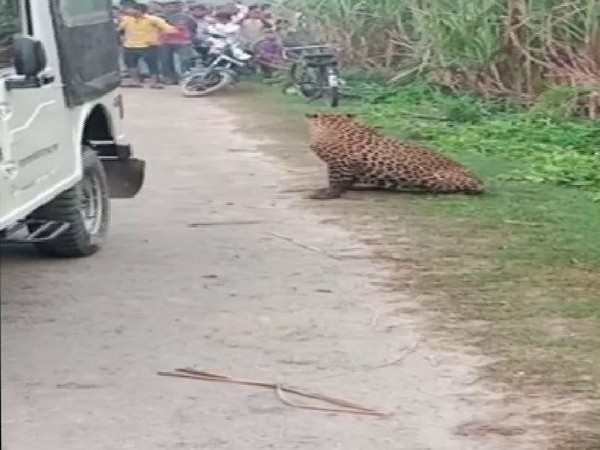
[462,176,485,195]
[426,170,486,195]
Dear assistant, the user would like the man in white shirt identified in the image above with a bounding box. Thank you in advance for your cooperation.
[207,11,241,39]
[232,2,249,24]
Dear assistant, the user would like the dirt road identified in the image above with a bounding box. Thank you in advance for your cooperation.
[2,89,516,450]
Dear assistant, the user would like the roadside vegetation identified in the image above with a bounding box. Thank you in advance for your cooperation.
[258,78,599,446]
[281,0,600,117]
[350,79,600,194]
[265,0,600,446]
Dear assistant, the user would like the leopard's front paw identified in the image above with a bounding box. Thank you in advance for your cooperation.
[307,188,342,200]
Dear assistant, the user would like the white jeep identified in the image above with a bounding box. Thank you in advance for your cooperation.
[0,0,144,257]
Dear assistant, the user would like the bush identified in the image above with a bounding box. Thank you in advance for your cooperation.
[353,82,600,191]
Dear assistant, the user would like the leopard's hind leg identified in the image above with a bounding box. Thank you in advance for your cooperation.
[420,171,485,195]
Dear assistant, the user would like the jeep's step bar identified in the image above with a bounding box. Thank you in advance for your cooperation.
[2,219,70,244]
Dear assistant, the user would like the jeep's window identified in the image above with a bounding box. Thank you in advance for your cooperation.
[60,0,111,27]
[0,0,21,69]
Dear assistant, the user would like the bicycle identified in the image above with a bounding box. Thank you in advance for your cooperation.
[282,45,342,108]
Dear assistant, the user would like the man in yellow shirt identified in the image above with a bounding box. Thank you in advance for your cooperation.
[119,3,177,88]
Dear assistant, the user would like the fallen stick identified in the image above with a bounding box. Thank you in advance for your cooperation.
[188,220,263,227]
[269,232,342,260]
[157,368,390,417]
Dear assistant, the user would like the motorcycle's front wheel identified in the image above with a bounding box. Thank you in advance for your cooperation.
[180,69,233,97]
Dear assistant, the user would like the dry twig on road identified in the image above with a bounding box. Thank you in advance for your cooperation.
[268,232,342,260]
[158,368,390,417]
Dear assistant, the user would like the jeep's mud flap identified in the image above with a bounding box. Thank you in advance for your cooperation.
[101,158,145,199]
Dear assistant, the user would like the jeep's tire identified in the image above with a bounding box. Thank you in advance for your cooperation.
[31,147,110,257]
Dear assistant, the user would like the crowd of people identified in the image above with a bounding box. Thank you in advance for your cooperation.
[115,1,292,89]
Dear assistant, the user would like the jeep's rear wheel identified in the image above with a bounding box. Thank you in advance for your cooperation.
[31,147,110,257]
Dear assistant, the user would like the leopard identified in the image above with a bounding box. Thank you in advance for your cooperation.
[305,113,485,200]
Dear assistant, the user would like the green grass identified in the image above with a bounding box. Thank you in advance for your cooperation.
[249,80,600,444]
[266,80,600,269]
[353,82,600,271]
[346,82,600,443]
[354,81,600,190]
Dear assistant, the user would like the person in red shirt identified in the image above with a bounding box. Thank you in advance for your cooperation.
[159,1,198,85]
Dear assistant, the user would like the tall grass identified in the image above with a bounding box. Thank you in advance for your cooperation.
[281,0,600,114]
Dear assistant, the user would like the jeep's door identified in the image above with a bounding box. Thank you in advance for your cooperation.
[0,0,75,230]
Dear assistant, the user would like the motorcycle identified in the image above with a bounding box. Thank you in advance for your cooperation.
[180,33,253,97]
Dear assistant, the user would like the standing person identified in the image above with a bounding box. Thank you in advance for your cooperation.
[190,4,212,61]
[254,26,284,78]
[190,4,211,32]
[239,4,269,48]
[158,1,198,85]
[260,3,273,24]
[207,11,241,39]
[231,2,250,24]
[119,3,177,89]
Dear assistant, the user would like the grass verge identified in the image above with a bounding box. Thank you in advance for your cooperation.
[247,80,600,448]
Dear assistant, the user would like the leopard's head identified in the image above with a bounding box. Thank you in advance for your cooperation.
[305,113,357,134]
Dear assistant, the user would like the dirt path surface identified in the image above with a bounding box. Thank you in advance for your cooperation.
[2,89,528,450]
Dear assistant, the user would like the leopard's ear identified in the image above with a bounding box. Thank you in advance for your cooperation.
[305,113,319,119]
